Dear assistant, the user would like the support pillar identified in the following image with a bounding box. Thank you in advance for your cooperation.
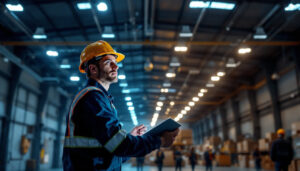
[231,98,241,140]
[30,83,50,171]
[248,89,261,140]
[0,63,21,171]
[264,61,282,130]
[211,112,218,136]
[219,106,228,140]
[205,117,212,137]
[292,48,300,89]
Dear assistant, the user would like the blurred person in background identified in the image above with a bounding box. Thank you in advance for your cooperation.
[156,149,164,171]
[174,146,183,171]
[253,147,261,171]
[136,156,144,171]
[270,128,294,171]
[204,146,213,171]
[189,147,198,171]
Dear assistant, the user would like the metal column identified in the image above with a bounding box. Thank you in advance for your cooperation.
[30,83,50,171]
[264,61,282,130]
[231,98,241,140]
[219,106,228,140]
[205,117,212,137]
[52,94,67,168]
[199,120,205,143]
[0,63,21,171]
[247,89,261,140]
[211,112,218,136]
[292,48,300,89]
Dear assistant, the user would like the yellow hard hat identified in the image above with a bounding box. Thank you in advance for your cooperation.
[79,40,125,73]
[277,128,285,135]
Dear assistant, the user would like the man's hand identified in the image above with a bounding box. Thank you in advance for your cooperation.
[160,128,179,147]
[130,124,147,136]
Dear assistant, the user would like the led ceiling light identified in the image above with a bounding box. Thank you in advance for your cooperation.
[33,27,47,39]
[156,107,161,111]
[102,26,115,38]
[170,101,175,106]
[217,72,225,77]
[46,50,58,57]
[206,83,215,87]
[200,89,208,93]
[253,27,267,39]
[181,110,187,114]
[60,59,71,69]
[238,47,252,54]
[118,74,126,80]
[185,106,191,111]
[126,102,133,106]
[97,2,108,11]
[77,2,91,10]
[163,81,171,87]
[284,3,300,11]
[211,76,220,81]
[169,56,181,67]
[166,68,176,78]
[198,92,204,97]
[179,25,193,38]
[189,102,195,106]
[70,76,80,81]
[6,4,24,11]
[192,97,199,102]
[157,101,163,107]
[174,46,188,52]
[125,97,131,101]
[226,58,240,68]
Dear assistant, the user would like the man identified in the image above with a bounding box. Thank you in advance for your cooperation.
[204,146,213,171]
[63,40,179,171]
[270,128,294,171]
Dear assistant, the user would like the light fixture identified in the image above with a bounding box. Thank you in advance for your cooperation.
[144,58,154,72]
[166,68,176,78]
[60,59,71,69]
[169,56,181,67]
[179,25,193,37]
[200,89,208,93]
[253,27,267,39]
[101,26,115,38]
[210,2,235,10]
[128,106,134,111]
[181,110,187,114]
[211,76,220,81]
[127,102,133,106]
[238,47,252,54]
[163,81,171,87]
[284,3,300,11]
[198,92,204,97]
[170,101,175,106]
[70,76,80,81]
[122,89,130,93]
[217,72,225,77]
[46,50,58,57]
[161,88,169,93]
[5,4,24,12]
[206,83,215,87]
[188,102,195,106]
[77,2,91,10]
[157,101,163,107]
[174,45,188,52]
[156,107,161,111]
[33,27,47,39]
[119,82,128,87]
[118,74,126,80]
[125,97,131,101]
[192,97,199,102]
[174,117,179,121]
[185,106,191,111]
[97,2,108,11]
[189,1,210,8]
[178,114,183,118]
[226,58,240,68]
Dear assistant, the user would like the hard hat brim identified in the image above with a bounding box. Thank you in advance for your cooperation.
[79,52,125,73]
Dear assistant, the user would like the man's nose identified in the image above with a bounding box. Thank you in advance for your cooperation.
[112,62,118,70]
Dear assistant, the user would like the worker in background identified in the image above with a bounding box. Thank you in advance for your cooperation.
[270,128,294,171]
[62,40,179,171]
[155,149,164,171]
[253,147,261,171]
[174,146,183,171]
[136,156,144,171]
[189,147,198,171]
[204,146,213,171]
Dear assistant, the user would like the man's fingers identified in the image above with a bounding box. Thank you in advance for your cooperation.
[136,124,145,130]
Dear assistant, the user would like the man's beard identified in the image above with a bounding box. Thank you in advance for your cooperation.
[98,70,118,83]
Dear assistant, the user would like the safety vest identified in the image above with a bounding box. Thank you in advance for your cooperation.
[64,86,127,153]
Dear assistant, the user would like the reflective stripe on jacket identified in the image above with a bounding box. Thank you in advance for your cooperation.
[63,78,161,171]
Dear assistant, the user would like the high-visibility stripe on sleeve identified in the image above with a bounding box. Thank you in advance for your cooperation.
[67,86,103,136]
[64,137,102,148]
[104,129,127,153]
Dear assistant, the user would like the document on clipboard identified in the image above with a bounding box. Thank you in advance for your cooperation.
[145,118,181,136]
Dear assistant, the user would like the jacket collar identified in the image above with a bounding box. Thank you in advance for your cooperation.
[86,78,113,101]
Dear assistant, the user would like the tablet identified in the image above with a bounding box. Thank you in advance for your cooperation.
[145,118,181,136]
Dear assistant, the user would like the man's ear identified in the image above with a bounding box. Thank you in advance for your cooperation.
[88,64,98,75]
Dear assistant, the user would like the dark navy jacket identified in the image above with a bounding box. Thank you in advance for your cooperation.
[270,137,294,165]
[63,78,161,171]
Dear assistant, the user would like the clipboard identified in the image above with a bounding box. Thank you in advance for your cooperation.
[145,118,181,136]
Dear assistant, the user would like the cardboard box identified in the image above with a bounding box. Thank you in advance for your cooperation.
[209,136,221,147]
[261,155,274,170]
[182,138,193,145]
[258,138,271,152]
[237,142,243,153]
[180,129,193,139]
[243,140,258,153]
[223,140,236,153]
[238,155,249,168]
[266,132,277,142]
[215,154,231,166]
[292,122,300,136]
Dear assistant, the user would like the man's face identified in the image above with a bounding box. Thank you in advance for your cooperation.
[97,55,119,83]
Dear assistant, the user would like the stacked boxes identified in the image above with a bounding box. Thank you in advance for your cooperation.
[215,154,231,166]
[181,129,193,145]
[242,139,258,153]
[238,155,249,168]
[292,121,300,136]
[223,140,236,153]
[258,138,271,151]
[265,132,277,142]
[209,136,221,147]
[261,155,274,170]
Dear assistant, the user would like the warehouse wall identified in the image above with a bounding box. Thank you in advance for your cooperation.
[0,61,69,170]
[192,58,300,144]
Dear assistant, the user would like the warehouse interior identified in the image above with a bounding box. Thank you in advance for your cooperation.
[0,0,300,170]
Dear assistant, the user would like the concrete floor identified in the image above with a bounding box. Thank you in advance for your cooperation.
[43,163,271,171]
